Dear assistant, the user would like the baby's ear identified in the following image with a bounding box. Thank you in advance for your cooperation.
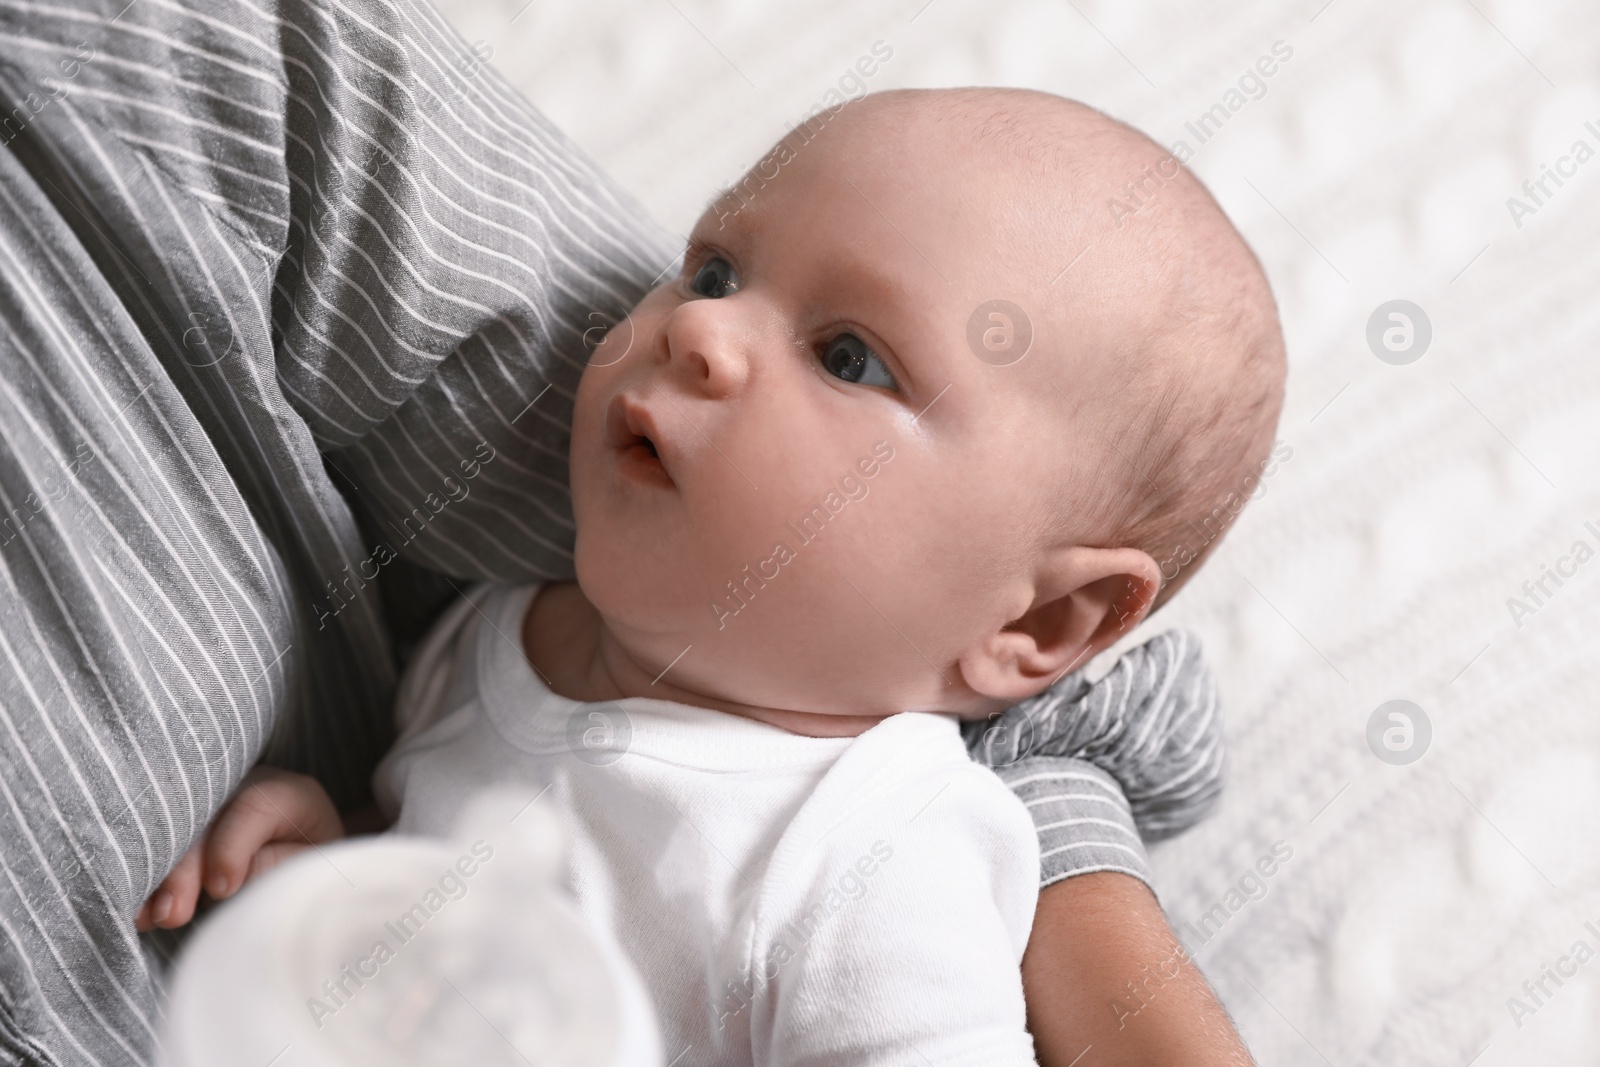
[957,546,1160,704]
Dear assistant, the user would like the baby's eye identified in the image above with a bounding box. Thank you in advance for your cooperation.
[689,256,739,299]
[819,333,896,391]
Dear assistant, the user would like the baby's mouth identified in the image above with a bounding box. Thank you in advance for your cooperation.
[624,434,661,467]
[607,393,675,488]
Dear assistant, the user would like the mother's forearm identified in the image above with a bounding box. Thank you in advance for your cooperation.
[1022,872,1254,1067]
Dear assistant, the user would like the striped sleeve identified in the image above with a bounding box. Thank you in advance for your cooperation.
[990,759,1153,888]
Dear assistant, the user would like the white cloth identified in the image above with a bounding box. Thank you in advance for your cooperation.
[374,583,1041,1067]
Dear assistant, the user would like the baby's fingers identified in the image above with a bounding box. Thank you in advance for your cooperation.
[246,839,318,883]
[201,768,341,900]
[135,839,205,932]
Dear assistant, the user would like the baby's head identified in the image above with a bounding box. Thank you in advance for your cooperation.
[570,87,1284,721]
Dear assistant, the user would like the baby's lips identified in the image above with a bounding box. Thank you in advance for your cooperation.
[605,391,677,485]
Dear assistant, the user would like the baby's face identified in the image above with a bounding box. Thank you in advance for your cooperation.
[570,111,1092,717]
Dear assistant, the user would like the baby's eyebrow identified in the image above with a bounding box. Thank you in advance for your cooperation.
[827,253,914,311]
[703,188,770,235]
[713,208,909,305]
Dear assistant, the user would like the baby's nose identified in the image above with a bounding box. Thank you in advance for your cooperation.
[659,298,752,398]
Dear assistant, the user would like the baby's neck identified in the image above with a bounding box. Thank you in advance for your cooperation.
[521,582,892,738]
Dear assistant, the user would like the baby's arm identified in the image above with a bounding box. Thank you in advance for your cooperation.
[1024,872,1251,1067]
[134,766,343,931]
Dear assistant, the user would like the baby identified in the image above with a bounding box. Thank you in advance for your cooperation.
[141,88,1284,1065]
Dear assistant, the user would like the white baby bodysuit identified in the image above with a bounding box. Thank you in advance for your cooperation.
[374,583,1041,1066]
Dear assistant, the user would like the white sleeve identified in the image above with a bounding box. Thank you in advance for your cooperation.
[391,583,496,741]
[757,766,1040,1067]
[371,583,495,819]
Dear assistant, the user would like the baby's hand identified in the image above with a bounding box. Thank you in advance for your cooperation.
[134,766,343,932]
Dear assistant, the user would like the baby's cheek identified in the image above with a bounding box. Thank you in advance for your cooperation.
[860,465,1008,635]
[586,310,641,369]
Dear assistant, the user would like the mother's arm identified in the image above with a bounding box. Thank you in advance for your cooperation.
[968,628,1247,1063]
[1024,872,1252,1067]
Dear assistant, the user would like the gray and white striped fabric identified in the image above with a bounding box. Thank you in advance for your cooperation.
[967,629,1225,889]
[0,0,671,1061]
[0,0,1223,1062]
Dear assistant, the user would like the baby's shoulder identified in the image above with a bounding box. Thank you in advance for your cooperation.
[773,712,1040,882]
[742,714,1042,982]
[829,711,1033,810]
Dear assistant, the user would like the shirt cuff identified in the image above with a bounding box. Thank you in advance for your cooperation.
[986,756,1154,892]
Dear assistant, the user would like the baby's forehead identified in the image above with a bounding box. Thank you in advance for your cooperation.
[706,134,1068,298]
[703,89,1246,385]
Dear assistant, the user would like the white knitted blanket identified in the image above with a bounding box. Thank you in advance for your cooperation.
[433,1,1600,1061]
